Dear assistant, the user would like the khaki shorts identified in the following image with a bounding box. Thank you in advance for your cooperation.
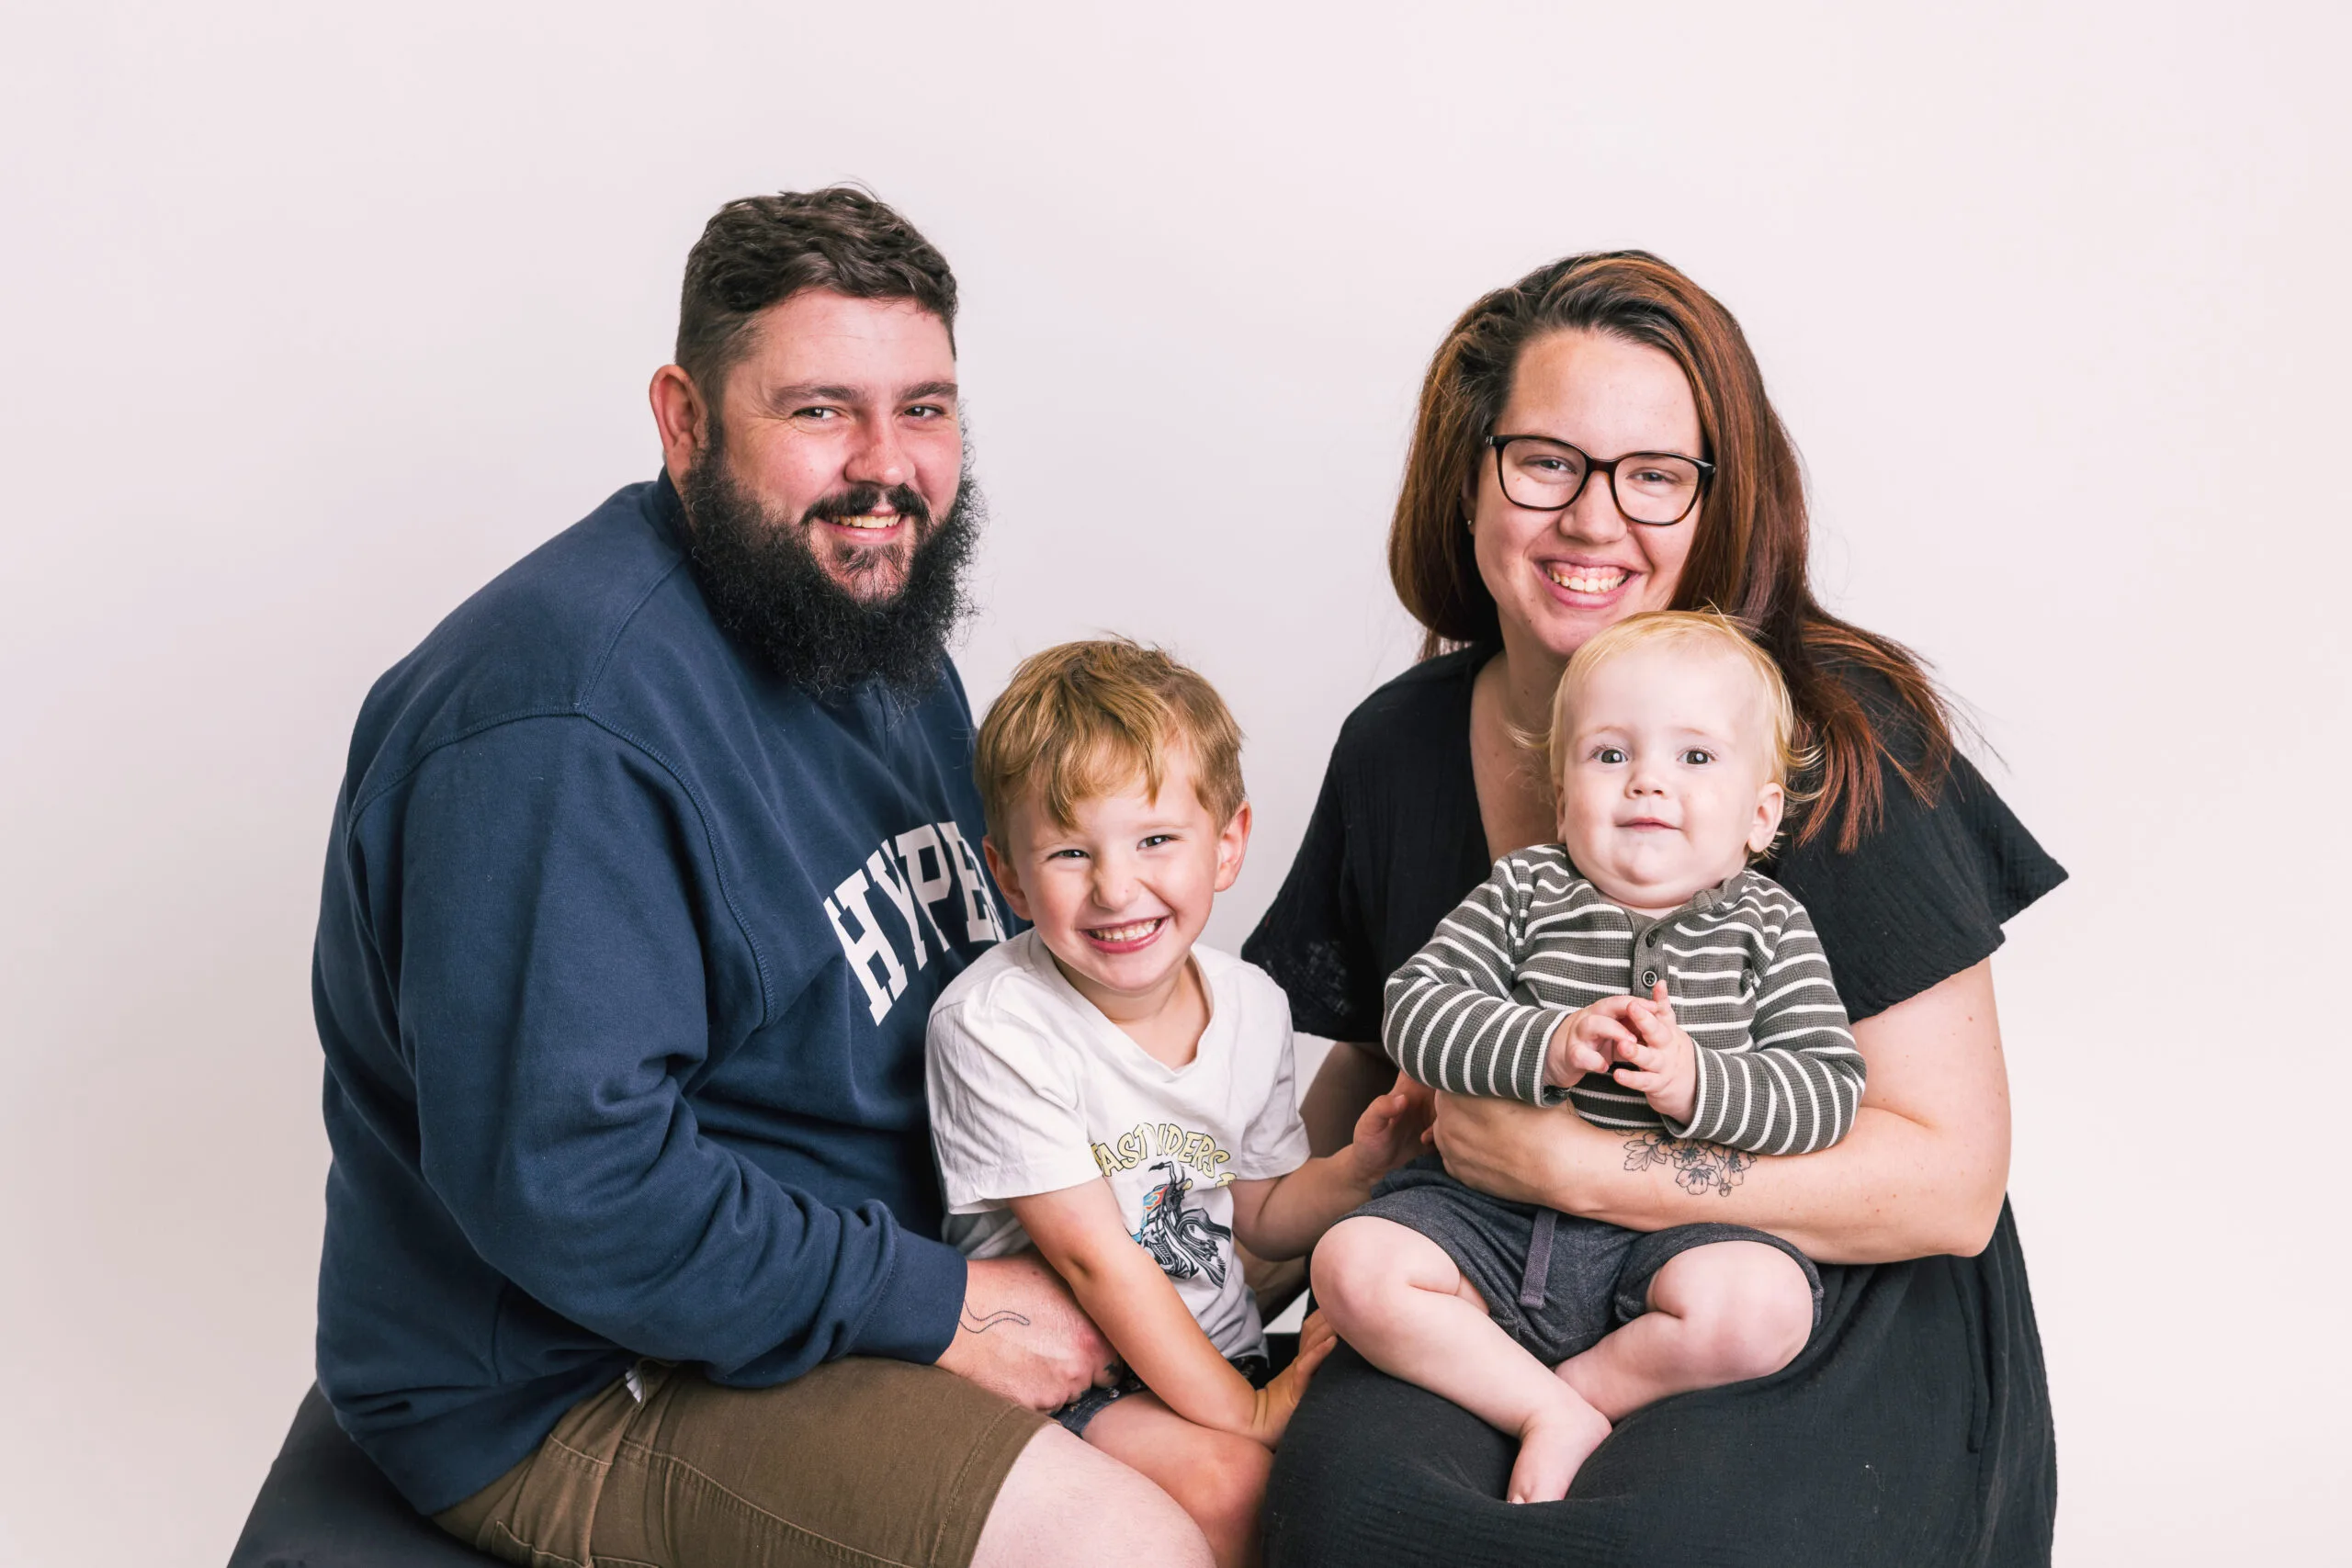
[435,1358,1046,1568]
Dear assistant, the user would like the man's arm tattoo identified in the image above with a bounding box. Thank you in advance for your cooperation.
[1623,1131,1755,1197]
[959,1303,1032,1334]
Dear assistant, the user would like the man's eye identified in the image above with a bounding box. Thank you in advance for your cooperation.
[905,403,949,420]
[794,406,842,422]
[1680,749,1714,766]
[1594,747,1628,765]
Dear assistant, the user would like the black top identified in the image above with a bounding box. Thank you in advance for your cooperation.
[1244,644,2069,1568]
[1245,644,2065,1036]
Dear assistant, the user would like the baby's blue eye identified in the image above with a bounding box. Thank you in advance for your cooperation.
[1595,747,1629,765]
[1680,749,1714,766]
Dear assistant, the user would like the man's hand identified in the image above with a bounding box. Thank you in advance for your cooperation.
[1545,998,1642,1089]
[1245,1308,1339,1448]
[934,1252,1116,1412]
[1610,981,1698,1125]
[1341,1073,1435,1181]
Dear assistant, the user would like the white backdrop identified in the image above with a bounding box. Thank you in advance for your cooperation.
[4,5,2346,1564]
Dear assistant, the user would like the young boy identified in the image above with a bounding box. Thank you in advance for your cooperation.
[1312,610,1865,1505]
[926,639,1429,1568]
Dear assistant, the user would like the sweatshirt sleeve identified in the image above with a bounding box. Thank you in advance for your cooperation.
[1668,900,1866,1156]
[1381,856,1572,1105]
[372,716,966,1379]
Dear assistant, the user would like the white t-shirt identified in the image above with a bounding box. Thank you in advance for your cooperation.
[926,931,1312,1359]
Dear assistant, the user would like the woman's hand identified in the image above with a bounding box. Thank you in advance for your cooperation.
[1427,1089,1591,1209]
[1430,962,2013,1264]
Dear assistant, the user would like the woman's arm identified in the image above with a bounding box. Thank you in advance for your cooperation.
[1428,961,2011,1264]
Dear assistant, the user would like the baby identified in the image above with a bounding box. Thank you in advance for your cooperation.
[927,639,1429,1568]
[1312,610,1863,1504]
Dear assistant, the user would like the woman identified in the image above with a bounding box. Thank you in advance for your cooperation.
[1244,253,2064,1566]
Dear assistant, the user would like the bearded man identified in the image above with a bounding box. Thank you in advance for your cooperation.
[309,189,1211,1568]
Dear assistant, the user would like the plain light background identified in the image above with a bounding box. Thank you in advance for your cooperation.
[4,4,2346,1563]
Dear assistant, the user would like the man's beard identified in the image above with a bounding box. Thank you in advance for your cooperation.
[678,443,979,700]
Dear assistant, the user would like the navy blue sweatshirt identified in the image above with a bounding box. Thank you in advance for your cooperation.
[311,475,1005,1514]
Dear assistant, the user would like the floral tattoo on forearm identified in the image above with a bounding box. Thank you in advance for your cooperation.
[1623,1131,1755,1197]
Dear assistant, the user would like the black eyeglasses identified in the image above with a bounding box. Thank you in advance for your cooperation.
[1486,434,1713,525]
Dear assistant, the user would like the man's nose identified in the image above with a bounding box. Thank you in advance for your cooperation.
[842,420,910,493]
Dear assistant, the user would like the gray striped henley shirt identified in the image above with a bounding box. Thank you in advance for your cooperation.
[1383,848,1863,1156]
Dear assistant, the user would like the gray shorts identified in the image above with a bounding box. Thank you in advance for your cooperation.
[1358,1156,1824,1366]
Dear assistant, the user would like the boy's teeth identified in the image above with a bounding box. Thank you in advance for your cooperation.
[1547,565,1630,593]
[1091,919,1162,942]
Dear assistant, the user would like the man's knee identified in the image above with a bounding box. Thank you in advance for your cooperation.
[974,1425,1213,1568]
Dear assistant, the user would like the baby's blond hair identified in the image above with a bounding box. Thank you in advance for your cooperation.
[975,638,1246,848]
[1547,610,1816,800]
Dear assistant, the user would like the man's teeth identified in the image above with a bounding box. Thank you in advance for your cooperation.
[833,513,898,531]
[1090,919,1163,943]
[1547,565,1630,593]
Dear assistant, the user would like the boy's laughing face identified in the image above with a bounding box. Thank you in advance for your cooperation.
[983,749,1250,1023]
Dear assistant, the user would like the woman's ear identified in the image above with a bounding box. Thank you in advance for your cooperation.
[981,835,1034,923]
[1212,800,1254,893]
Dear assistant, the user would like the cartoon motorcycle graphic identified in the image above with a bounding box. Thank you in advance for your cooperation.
[1128,1160,1233,1287]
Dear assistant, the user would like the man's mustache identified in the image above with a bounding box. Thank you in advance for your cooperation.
[803,484,931,531]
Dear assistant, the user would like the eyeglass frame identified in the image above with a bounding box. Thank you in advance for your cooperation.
[1484,434,1715,526]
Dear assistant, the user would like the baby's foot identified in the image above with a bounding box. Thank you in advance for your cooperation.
[1506,1393,1613,1505]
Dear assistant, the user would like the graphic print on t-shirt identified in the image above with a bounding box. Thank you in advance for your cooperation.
[1128,1160,1236,1288]
[823,819,1008,1023]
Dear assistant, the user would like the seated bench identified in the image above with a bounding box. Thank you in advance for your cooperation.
[228,1386,495,1568]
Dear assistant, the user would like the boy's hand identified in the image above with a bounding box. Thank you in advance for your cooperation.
[1342,1073,1435,1181]
[1248,1308,1339,1447]
[1611,981,1698,1125]
[1545,998,1641,1089]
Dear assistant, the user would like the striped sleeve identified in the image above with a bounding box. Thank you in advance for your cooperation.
[1669,899,1864,1155]
[1380,857,1571,1105]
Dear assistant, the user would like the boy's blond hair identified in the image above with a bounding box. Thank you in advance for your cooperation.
[1547,610,1816,798]
[975,638,1246,847]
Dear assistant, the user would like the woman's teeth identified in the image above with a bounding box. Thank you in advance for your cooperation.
[1547,565,1630,594]
[1089,918,1164,943]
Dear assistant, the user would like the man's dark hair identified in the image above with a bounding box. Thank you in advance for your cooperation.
[675,186,958,407]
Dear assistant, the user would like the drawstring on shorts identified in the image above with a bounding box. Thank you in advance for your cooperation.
[1520,1207,1558,1309]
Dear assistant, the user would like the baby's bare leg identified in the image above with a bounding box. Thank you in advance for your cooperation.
[1555,1239,1813,1421]
[1314,1215,1611,1505]
[1084,1392,1274,1568]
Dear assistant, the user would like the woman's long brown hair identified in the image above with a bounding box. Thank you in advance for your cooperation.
[1388,251,1951,852]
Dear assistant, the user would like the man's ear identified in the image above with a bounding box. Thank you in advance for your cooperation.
[981,834,1034,923]
[649,364,712,490]
[1212,801,1254,894]
[1747,781,1786,857]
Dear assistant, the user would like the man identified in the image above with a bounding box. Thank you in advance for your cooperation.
[311,188,1214,1568]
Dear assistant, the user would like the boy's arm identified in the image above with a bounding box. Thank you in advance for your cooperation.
[1228,1077,1431,1258]
[1619,905,1866,1156]
[1382,858,1574,1105]
[1011,1181,1293,1444]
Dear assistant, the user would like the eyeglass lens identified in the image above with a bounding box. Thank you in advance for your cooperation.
[1498,438,1701,525]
